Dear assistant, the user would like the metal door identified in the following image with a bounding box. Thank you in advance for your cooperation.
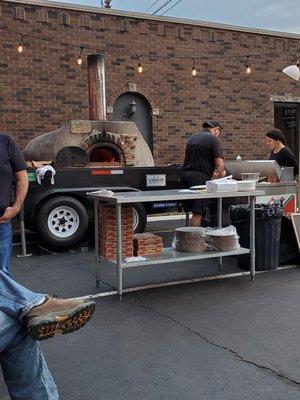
[113,92,153,152]
[274,102,300,165]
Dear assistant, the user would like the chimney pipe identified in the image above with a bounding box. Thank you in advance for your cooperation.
[87,54,106,120]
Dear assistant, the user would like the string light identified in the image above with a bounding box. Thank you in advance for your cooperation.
[245,55,251,74]
[77,46,84,66]
[2,26,298,79]
[137,55,143,73]
[191,58,197,76]
[17,35,24,53]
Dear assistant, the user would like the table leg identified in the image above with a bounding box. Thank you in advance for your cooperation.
[185,211,189,227]
[94,200,100,287]
[116,204,123,300]
[217,197,223,270]
[250,196,256,282]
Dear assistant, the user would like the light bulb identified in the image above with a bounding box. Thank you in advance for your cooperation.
[17,36,24,53]
[77,46,84,66]
[137,62,143,73]
[246,65,251,74]
[192,66,197,76]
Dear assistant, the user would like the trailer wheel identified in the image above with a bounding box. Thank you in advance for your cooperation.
[132,203,147,233]
[37,196,89,247]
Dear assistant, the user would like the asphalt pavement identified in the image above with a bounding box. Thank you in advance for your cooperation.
[1,221,299,399]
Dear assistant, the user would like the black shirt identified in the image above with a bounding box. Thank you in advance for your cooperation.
[269,147,298,176]
[0,134,27,215]
[183,129,223,178]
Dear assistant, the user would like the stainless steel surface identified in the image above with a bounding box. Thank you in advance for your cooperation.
[88,189,265,203]
[217,198,223,269]
[93,189,260,296]
[112,247,251,268]
[116,204,123,298]
[256,182,297,196]
[17,207,32,258]
[226,160,282,180]
[94,200,100,287]
[250,196,255,282]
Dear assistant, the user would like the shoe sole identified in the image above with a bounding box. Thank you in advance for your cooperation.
[27,302,96,341]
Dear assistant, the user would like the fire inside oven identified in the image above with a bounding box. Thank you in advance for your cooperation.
[88,142,124,166]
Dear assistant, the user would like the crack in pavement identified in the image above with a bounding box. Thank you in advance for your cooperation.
[126,298,300,389]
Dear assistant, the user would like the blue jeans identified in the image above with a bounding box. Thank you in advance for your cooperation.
[0,311,59,399]
[0,222,12,276]
[0,221,45,321]
[0,269,45,321]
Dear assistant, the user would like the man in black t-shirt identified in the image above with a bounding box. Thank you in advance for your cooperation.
[182,120,226,226]
[0,134,28,275]
[0,134,97,397]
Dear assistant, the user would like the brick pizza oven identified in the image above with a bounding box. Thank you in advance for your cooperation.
[24,54,154,167]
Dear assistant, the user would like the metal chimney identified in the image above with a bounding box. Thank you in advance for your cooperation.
[87,54,106,120]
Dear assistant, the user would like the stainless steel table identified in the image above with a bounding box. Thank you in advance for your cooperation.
[89,189,264,298]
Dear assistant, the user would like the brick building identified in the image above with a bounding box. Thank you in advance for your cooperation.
[0,0,299,165]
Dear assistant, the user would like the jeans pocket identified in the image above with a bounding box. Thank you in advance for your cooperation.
[0,222,12,239]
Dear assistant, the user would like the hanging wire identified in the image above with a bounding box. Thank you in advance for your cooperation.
[144,0,162,13]
[152,0,173,15]
[0,26,297,72]
[161,0,183,15]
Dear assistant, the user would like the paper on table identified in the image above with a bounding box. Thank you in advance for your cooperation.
[88,189,115,197]
[124,256,148,262]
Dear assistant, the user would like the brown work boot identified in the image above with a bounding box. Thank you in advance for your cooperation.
[25,295,96,341]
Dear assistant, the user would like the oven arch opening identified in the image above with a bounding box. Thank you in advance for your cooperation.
[88,142,125,165]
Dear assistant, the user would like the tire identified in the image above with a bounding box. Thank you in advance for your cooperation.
[132,203,147,233]
[37,196,89,248]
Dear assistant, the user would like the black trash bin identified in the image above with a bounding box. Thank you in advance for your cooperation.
[230,204,283,271]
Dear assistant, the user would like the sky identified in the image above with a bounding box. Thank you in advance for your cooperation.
[53,0,300,34]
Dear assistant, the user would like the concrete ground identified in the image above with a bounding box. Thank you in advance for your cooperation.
[1,221,300,399]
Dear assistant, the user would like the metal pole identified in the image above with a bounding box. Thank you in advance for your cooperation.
[250,196,256,282]
[17,207,32,258]
[116,203,123,300]
[185,211,189,226]
[94,200,100,287]
[217,197,222,270]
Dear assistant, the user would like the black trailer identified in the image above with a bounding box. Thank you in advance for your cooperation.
[24,165,183,248]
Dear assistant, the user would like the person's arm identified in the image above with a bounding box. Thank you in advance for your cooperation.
[213,157,226,178]
[0,170,28,223]
[211,136,226,178]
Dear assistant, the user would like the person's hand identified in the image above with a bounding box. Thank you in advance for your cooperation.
[213,170,226,179]
[0,206,20,223]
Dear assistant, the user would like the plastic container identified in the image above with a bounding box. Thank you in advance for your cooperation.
[206,226,240,251]
[241,173,260,182]
[230,204,283,270]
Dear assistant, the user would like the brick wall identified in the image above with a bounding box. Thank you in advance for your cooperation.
[0,0,299,163]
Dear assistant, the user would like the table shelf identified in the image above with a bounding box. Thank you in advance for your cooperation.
[90,189,261,296]
[106,247,250,268]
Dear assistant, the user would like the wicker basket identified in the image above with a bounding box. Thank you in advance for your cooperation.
[174,227,206,253]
